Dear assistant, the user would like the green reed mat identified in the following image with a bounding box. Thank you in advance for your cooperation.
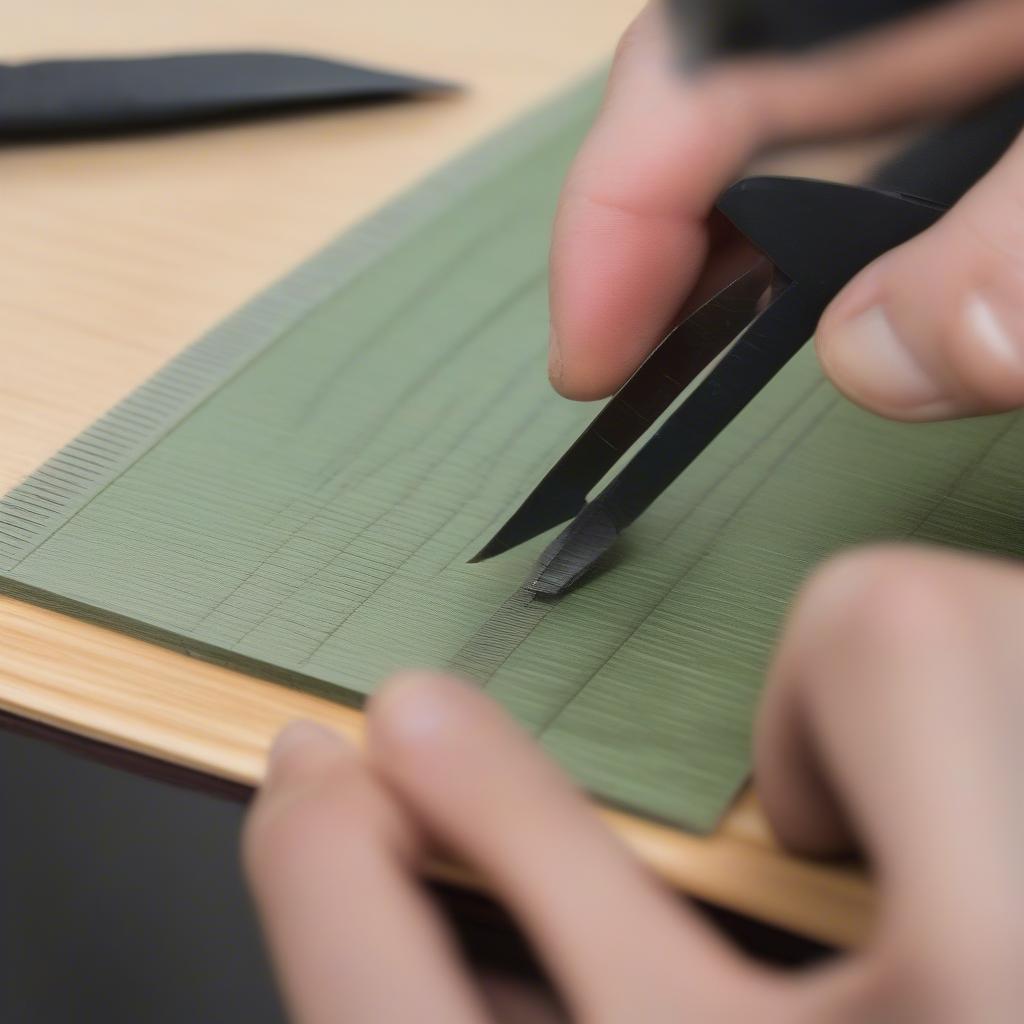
[2,76,1023,832]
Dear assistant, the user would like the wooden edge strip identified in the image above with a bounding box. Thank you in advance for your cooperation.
[0,594,873,948]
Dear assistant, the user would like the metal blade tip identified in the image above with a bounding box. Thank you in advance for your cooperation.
[526,504,619,596]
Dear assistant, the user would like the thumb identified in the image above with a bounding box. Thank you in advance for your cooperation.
[816,130,1024,421]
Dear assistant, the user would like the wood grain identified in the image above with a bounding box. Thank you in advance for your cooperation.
[0,0,877,948]
[0,597,875,947]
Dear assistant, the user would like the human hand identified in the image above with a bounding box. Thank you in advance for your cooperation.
[549,0,1024,419]
[243,543,1024,1022]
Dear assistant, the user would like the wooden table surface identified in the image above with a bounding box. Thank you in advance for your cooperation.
[0,0,875,947]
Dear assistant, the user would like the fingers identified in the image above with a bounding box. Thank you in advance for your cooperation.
[367,673,781,1023]
[243,720,488,1024]
[548,2,762,399]
[549,0,1024,403]
[756,545,1024,1006]
[817,133,1024,420]
[737,0,1024,141]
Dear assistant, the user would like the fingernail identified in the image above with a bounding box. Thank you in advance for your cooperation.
[964,294,1021,369]
[821,306,944,412]
[548,327,563,388]
[267,719,350,777]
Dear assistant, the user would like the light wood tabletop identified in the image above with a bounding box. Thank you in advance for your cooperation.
[0,0,875,947]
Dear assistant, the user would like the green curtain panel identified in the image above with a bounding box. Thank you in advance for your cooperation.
[2,77,1022,832]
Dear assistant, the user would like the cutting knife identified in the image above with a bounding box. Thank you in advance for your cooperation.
[471,88,1024,595]
[0,52,454,139]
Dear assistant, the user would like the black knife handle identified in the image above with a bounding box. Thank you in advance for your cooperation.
[0,52,453,140]
[869,82,1024,205]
